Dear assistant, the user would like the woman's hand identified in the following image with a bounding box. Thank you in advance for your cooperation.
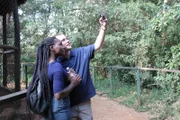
[67,68,81,86]
[70,74,81,87]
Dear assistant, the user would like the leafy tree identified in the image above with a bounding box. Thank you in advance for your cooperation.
[19,0,180,88]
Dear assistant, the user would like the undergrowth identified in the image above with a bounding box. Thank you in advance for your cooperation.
[94,78,180,120]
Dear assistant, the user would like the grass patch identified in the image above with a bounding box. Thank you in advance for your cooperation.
[94,78,111,95]
[94,78,137,98]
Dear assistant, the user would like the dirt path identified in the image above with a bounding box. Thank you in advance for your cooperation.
[92,94,154,120]
[0,85,155,120]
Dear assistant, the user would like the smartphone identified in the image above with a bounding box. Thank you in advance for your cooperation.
[100,12,105,20]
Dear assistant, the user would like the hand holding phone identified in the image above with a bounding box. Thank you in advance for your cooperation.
[100,12,106,20]
[99,12,107,30]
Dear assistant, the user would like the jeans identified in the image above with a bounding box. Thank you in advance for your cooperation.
[52,96,72,120]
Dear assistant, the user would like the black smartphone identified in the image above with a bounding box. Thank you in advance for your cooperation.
[100,12,105,20]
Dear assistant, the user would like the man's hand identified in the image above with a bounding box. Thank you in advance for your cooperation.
[99,16,108,31]
[94,16,108,51]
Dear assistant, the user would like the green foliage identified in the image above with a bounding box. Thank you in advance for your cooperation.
[94,77,137,98]
[151,3,180,41]
[94,78,111,95]
[20,0,55,62]
[145,3,180,69]
[93,66,180,119]
[93,2,157,67]
[19,0,180,118]
[120,95,137,108]
[167,43,180,69]
[20,0,180,70]
[140,71,156,88]
[154,72,180,94]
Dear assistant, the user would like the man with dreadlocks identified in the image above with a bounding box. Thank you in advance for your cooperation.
[28,37,81,120]
[56,16,107,120]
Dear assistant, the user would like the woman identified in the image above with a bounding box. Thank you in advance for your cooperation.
[29,37,81,120]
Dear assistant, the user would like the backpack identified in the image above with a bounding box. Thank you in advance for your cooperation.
[26,77,49,116]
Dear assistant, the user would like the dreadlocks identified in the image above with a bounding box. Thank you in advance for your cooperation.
[32,37,56,101]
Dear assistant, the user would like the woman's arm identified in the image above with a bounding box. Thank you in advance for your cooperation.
[54,74,81,99]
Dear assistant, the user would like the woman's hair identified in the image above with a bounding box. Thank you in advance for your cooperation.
[32,37,56,100]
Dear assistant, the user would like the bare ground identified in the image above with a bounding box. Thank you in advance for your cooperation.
[92,94,154,120]
[0,84,155,120]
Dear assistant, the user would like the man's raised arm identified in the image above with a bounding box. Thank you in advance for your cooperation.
[94,17,108,52]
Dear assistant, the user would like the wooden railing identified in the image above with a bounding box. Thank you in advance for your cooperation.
[0,89,27,105]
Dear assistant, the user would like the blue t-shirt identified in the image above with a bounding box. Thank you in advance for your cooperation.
[58,44,96,107]
[48,61,68,94]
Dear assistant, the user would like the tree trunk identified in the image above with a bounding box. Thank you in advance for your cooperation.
[162,0,168,46]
